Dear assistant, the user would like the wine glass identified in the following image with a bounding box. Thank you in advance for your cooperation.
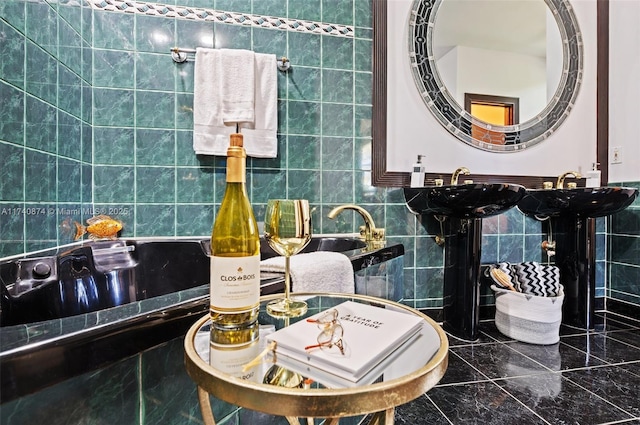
[264,199,312,318]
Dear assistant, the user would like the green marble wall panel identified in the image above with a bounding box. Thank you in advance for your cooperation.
[0,356,140,425]
[136,91,176,129]
[0,21,25,90]
[0,0,26,32]
[25,0,57,58]
[0,143,24,201]
[92,9,134,50]
[323,0,354,25]
[0,82,25,146]
[93,127,135,165]
[287,0,320,22]
[135,14,175,54]
[608,183,640,306]
[93,49,135,89]
[58,17,83,77]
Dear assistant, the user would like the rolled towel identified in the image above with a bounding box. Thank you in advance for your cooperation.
[260,252,355,294]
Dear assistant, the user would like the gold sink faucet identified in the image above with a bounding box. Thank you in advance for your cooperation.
[327,204,385,243]
[451,167,470,185]
[556,171,581,189]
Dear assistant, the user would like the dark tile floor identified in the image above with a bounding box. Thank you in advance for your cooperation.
[393,313,640,424]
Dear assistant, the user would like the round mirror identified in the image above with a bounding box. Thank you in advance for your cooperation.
[409,0,583,152]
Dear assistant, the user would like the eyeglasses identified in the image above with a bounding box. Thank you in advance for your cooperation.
[304,309,345,355]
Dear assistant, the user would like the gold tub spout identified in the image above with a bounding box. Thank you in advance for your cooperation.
[327,204,385,243]
[556,171,581,189]
[451,167,470,185]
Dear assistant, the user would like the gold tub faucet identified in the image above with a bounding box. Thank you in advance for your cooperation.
[451,167,470,185]
[327,204,385,243]
[556,171,581,189]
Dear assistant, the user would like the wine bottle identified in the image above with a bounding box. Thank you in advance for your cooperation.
[210,132,261,334]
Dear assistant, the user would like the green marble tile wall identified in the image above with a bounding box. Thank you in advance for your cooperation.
[0,0,625,311]
[609,181,640,306]
[0,0,93,255]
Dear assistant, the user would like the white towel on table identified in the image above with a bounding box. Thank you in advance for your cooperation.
[260,252,355,294]
[192,48,278,158]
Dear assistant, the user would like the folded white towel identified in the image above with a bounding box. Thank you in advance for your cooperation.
[193,48,235,156]
[239,53,278,158]
[192,48,278,158]
[220,48,255,124]
[260,252,355,294]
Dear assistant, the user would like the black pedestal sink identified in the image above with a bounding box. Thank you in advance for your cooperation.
[517,187,638,329]
[405,183,526,340]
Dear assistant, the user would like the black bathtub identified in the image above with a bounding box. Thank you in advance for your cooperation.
[0,236,403,402]
[0,236,369,326]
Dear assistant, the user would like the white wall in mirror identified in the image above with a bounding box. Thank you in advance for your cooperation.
[609,0,640,183]
[432,0,562,123]
[386,0,597,177]
[437,46,548,123]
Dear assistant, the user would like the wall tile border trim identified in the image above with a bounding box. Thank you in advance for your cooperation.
[87,0,355,38]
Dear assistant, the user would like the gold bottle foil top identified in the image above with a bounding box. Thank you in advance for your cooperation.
[226,133,247,183]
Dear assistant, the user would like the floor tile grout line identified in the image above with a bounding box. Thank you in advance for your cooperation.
[489,377,553,425]
[559,370,639,420]
[423,393,455,425]
[558,335,640,365]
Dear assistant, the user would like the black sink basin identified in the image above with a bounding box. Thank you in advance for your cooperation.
[404,183,526,219]
[404,183,525,341]
[517,187,638,218]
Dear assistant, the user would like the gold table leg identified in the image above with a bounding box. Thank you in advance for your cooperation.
[368,408,395,425]
[197,386,217,425]
[196,386,397,425]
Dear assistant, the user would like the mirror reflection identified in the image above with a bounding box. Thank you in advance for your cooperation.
[432,0,563,124]
[408,0,583,152]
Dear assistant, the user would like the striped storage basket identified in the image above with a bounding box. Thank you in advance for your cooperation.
[490,262,564,345]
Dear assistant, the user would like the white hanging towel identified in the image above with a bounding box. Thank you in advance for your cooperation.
[220,48,255,124]
[192,48,278,158]
[239,53,278,158]
[193,48,234,156]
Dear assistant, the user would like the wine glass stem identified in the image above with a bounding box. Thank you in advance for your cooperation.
[284,255,292,305]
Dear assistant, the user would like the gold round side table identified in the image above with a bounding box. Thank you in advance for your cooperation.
[184,293,449,425]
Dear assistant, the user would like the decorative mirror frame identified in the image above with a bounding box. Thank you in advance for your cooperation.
[371,0,609,188]
[410,0,583,152]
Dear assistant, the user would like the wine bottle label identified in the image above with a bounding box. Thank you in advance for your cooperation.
[210,255,260,312]
[209,338,261,382]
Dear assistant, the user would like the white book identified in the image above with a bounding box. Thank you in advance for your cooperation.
[266,301,424,382]
[273,329,426,388]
